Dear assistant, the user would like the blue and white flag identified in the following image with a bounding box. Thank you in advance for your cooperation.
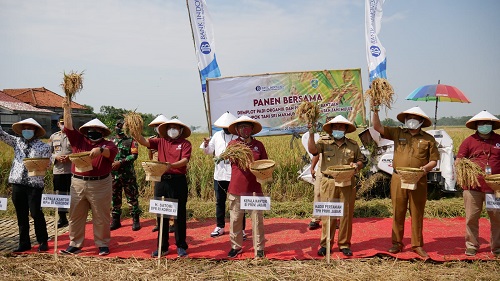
[365,0,387,82]
[187,0,221,93]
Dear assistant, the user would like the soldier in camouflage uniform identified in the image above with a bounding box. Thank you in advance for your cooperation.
[110,120,142,231]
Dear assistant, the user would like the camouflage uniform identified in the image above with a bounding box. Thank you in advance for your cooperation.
[111,135,141,216]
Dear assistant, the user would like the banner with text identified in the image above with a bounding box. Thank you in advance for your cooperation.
[0,197,7,211]
[149,199,178,217]
[240,195,271,211]
[41,194,71,209]
[207,69,365,136]
[365,0,387,82]
[313,201,344,217]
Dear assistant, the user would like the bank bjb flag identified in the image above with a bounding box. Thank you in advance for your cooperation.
[187,0,221,93]
[365,0,387,82]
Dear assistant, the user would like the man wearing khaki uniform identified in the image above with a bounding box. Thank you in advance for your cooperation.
[372,106,439,258]
[308,115,364,257]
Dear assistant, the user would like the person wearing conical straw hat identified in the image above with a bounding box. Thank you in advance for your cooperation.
[307,115,364,257]
[60,99,118,256]
[146,114,175,233]
[372,106,440,258]
[48,118,72,228]
[132,117,192,258]
[226,115,268,258]
[456,110,500,258]
[201,111,247,239]
[0,118,51,253]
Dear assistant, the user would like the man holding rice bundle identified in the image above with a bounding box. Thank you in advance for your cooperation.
[307,115,364,257]
[225,116,268,258]
[0,118,50,253]
[372,106,439,258]
[61,99,118,256]
[132,118,192,258]
[456,110,500,257]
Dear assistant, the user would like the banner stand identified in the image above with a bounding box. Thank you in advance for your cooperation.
[326,216,331,264]
[157,196,165,268]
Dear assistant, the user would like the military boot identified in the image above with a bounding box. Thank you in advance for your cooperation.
[110,213,121,230]
[132,214,141,231]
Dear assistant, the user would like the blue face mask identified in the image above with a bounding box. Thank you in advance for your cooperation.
[22,129,35,140]
[477,124,492,135]
[331,130,345,139]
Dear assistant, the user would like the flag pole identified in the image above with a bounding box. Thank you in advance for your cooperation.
[434,80,440,130]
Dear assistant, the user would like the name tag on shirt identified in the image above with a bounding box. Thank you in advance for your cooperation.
[41,194,71,209]
[149,199,178,216]
[0,197,7,210]
[240,196,271,210]
[313,202,344,217]
[485,194,500,210]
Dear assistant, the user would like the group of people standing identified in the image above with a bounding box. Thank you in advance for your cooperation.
[1,100,499,259]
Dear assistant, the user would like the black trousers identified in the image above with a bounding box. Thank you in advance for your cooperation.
[154,175,188,251]
[214,180,245,230]
[12,184,48,247]
[53,174,71,217]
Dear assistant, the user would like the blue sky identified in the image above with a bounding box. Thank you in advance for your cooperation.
[1,0,499,128]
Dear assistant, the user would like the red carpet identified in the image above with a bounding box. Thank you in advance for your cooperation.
[32,217,497,261]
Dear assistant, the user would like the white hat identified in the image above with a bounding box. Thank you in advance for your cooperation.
[322,115,356,134]
[397,106,432,128]
[79,118,111,137]
[12,118,46,138]
[228,115,262,135]
[148,114,169,127]
[158,118,191,139]
[466,110,500,130]
[213,111,237,128]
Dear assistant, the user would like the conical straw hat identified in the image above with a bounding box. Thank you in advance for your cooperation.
[79,118,111,137]
[157,118,191,139]
[466,110,500,130]
[23,158,50,176]
[12,118,46,138]
[395,167,425,190]
[148,114,169,127]
[396,106,432,128]
[214,111,237,128]
[142,161,169,182]
[322,115,356,134]
[228,115,262,135]
[250,159,275,184]
[69,152,93,172]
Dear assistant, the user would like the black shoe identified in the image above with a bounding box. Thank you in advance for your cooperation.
[169,225,175,233]
[110,214,121,231]
[152,225,159,232]
[317,247,327,256]
[151,249,168,257]
[38,242,49,252]
[60,246,82,255]
[12,245,31,253]
[227,248,242,258]
[308,221,320,230]
[256,250,265,258]
[132,214,141,231]
[57,220,69,228]
[341,248,353,256]
[98,247,110,256]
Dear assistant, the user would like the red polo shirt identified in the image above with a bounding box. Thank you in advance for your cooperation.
[149,137,192,175]
[227,138,268,196]
[64,128,118,176]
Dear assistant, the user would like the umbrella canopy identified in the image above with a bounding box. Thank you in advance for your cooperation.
[406,82,471,129]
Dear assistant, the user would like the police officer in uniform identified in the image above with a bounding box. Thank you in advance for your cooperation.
[110,120,142,231]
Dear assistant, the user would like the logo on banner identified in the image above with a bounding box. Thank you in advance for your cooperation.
[200,41,211,54]
[255,85,284,92]
[370,45,381,57]
[310,79,319,89]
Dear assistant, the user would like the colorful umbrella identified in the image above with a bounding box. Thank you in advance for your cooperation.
[406,81,471,129]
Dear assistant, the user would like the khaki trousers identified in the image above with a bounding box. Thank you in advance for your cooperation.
[390,174,427,248]
[319,177,356,249]
[229,194,265,251]
[69,176,112,248]
[463,190,500,253]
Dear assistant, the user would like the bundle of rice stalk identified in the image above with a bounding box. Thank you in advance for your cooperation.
[455,158,484,189]
[364,78,394,110]
[61,70,84,101]
[295,101,320,126]
[219,143,254,171]
[123,111,144,138]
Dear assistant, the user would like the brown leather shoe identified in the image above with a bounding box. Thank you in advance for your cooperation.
[413,247,429,258]
[388,244,403,254]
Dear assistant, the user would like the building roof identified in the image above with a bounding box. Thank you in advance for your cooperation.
[2,87,87,110]
[0,91,53,113]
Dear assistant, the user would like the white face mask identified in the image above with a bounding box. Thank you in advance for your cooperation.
[405,118,423,130]
[167,128,180,139]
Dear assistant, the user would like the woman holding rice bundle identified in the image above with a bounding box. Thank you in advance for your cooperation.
[456,110,500,258]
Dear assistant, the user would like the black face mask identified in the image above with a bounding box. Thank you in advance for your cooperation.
[115,128,124,135]
[87,131,103,141]
[223,128,230,134]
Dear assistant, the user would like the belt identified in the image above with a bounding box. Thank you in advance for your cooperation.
[161,174,185,181]
[73,173,110,181]
[321,173,335,179]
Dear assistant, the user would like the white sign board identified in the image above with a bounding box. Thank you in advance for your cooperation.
[485,194,500,210]
[240,196,271,211]
[313,202,344,217]
[149,199,178,216]
[0,197,7,211]
[41,194,71,209]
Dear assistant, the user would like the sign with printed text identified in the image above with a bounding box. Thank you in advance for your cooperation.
[149,199,178,216]
[207,69,366,136]
[313,202,344,217]
[0,197,7,211]
[485,194,500,210]
[41,194,71,209]
[240,196,271,211]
